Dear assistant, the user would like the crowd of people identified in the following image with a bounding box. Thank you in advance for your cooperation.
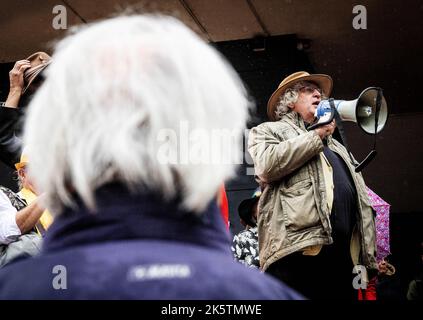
[0,14,420,300]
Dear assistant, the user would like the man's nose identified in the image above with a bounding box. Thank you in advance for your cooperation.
[313,89,321,98]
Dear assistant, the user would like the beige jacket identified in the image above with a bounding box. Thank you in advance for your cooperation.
[248,111,378,272]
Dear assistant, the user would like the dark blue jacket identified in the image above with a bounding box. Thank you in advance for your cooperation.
[0,184,302,300]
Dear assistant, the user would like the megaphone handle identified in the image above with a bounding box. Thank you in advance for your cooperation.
[355,150,377,173]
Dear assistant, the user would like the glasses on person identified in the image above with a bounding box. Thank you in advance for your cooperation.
[298,84,322,95]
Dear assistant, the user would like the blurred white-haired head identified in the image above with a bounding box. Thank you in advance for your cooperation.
[24,15,250,215]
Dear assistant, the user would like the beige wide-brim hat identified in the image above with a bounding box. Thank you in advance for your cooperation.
[23,51,52,94]
[267,71,333,121]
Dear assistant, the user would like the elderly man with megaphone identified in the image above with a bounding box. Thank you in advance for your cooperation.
[248,71,387,300]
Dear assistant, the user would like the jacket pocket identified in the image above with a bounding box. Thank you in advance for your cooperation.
[281,179,320,231]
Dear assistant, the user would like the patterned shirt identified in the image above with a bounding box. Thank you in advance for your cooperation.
[231,227,259,269]
[0,187,24,245]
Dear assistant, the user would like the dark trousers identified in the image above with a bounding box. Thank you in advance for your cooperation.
[266,244,356,300]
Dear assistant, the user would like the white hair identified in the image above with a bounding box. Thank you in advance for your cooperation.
[274,87,299,120]
[23,15,250,215]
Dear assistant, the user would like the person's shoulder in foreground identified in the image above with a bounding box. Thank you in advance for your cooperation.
[0,243,302,300]
[0,190,302,300]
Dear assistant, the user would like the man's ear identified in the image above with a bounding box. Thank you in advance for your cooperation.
[17,168,25,180]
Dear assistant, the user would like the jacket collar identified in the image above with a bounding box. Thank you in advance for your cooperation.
[42,183,231,254]
[280,111,307,131]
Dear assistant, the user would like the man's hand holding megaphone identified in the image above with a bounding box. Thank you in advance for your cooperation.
[314,120,336,139]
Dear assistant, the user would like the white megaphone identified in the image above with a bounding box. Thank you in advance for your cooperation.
[314,87,388,134]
